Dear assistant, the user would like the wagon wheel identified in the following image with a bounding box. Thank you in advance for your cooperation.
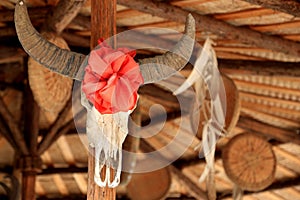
[126,167,171,200]
[191,73,241,139]
[222,133,276,191]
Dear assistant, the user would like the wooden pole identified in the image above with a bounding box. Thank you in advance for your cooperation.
[24,84,40,156]
[20,156,42,200]
[22,171,36,200]
[88,0,117,199]
[0,97,29,155]
[0,117,19,150]
[21,77,41,200]
[45,0,87,34]
[90,0,116,48]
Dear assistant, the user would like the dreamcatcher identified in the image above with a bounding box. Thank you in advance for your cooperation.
[174,38,227,200]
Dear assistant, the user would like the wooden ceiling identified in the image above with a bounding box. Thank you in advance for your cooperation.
[0,0,300,199]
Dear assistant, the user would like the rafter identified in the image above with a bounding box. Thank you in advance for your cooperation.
[39,166,88,175]
[0,96,29,155]
[219,177,300,198]
[169,166,208,200]
[37,195,86,200]
[45,0,86,34]
[117,0,300,58]
[0,116,18,150]
[238,116,300,145]
[241,0,300,17]
[0,6,49,22]
[23,84,40,155]
[37,97,72,155]
[241,107,300,129]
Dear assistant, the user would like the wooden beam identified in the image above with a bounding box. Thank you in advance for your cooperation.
[39,166,88,175]
[90,0,116,48]
[35,181,46,196]
[23,83,40,156]
[218,59,300,76]
[37,195,86,200]
[238,116,300,145]
[88,0,117,199]
[22,171,37,200]
[56,135,76,165]
[240,92,300,110]
[274,146,300,168]
[0,5,92,33]
[214,8,277,20]
[0,47,25,64]
[0,81,24,91]
[241,0,300,17]
[21,80,41,200]
[52,174,70,196]
[117,0,300,57]
[73,174,88,194]
[62,32,90,48]
[0,6,49,22]
[45,0,86,34]
[241,101,300,121]
[219,176,300,199]
[37,97,72,155]
[0,116,19,150]
[234,79,300,101]
[241,107,300,129]
[0,27,16,37]
[52,109,86,143]
[169,166,208,200]
[0,96,29,155]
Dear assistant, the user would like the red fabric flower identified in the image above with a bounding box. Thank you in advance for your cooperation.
[82,39,144,114]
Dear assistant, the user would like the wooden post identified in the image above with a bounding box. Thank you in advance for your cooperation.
[21,81,41,200]
[22,171,36,200]
[88,0,117,199]
[90,0,116,48]
[18,155,42,200]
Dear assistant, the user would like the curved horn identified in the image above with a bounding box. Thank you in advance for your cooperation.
[14,1,85,80]
[138,14,195,84]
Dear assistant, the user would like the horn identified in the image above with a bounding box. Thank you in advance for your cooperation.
[15,0,195,83]
[138,14,195,84]
[14,1,85,80]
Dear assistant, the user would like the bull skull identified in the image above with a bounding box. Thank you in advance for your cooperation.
[15,0,195,188]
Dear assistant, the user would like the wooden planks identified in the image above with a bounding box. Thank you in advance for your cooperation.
[237,116,300,145]
[117,0,300,58]
[242,0,300,17]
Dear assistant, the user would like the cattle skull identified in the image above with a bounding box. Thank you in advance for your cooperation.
[14,0,195,188]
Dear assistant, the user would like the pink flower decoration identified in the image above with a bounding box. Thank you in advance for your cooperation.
[82,39,144,114]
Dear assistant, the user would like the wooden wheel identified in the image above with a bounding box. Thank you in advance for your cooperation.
[192,74,241,138]
[126,167,171,200]
[222,133,276,191]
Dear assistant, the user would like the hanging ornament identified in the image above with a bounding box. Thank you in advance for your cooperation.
[174,38,226,200]
[14,0,196,188]
[80,40,143,187]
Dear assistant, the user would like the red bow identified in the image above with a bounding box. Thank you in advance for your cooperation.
[82,39,144,114]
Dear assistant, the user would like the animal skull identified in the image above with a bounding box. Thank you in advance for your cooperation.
[81,89,134,187]
[14,0,195,188]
